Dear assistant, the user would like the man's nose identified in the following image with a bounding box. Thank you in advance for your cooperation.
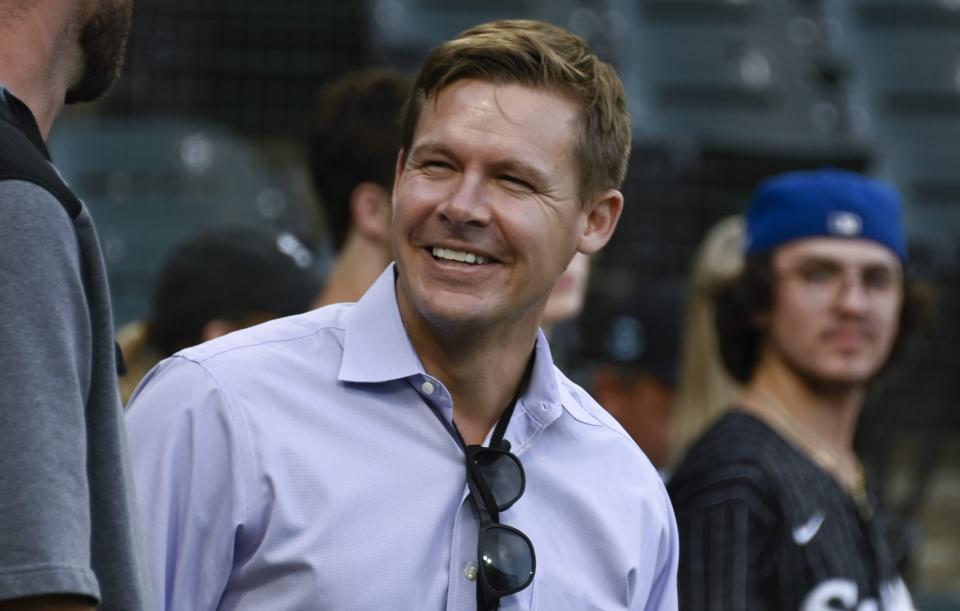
[438,173,492,228]
[834,272,871,311]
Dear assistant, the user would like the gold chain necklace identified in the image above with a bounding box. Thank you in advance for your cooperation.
[743,387,872,520]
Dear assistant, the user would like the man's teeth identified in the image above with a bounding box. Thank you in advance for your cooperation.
[432,247,488,265]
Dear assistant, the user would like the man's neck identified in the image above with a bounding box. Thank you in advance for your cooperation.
[0,6,82,139]
[746,358,865,461]
[399,296,540,446]
[312,236,392,308]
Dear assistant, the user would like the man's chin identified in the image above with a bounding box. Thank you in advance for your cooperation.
[65,71,119,104]
[66,0,132,104]
[798,365,878,394]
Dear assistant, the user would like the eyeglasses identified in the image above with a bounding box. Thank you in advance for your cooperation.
[775,260,902,303]
[465,441,535,611]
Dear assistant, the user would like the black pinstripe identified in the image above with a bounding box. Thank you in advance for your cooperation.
[667,410,909,611]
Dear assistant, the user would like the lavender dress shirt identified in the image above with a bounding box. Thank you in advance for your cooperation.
[126,265,678,611]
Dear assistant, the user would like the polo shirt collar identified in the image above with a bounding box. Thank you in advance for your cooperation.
[0,85,50,159]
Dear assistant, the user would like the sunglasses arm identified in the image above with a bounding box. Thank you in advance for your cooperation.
[466,456,501,522]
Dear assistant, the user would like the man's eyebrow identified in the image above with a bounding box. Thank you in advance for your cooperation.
[795,255,842,267]
[408,142,455,159]
[489,158,550,186]
[795,254,898,271]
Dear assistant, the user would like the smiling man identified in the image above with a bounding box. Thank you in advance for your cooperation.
[667,169,925,610]
[126,19,678,611]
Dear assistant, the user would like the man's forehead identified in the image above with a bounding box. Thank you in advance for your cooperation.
[775,237,903,268]
[424,79,578,123]
[411,79,578,165]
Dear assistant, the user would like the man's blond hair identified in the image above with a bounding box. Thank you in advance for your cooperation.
[400,19,631,204]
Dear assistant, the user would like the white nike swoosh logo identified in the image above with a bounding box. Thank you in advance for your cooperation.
[793,512,825,545]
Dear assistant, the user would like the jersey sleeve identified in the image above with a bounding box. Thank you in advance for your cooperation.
[0,181,100,601]
[668,461,778,611]
[125,356,254,611]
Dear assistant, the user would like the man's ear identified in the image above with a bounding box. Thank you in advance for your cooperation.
[350,182,391,242]
[577,188,624,255]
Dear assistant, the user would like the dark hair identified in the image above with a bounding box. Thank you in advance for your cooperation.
[714,253,932,384]
[149,226,322,357]
[307,69,412,251]
[399,19,631,204]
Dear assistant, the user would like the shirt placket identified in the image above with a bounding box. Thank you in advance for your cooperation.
[411,374,481,610]
[447,485,481,610]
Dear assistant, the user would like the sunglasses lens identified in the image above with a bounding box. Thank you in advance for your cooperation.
[474,451,523,510]
[480,526,535,593]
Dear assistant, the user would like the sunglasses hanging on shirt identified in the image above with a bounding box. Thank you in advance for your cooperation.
[463,357,536,611]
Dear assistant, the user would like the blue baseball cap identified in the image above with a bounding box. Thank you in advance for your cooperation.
[745,169,907,262]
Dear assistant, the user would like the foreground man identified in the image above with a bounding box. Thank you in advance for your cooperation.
[668,169,923,610]
[127,19,678,611]
[0,1,153,609]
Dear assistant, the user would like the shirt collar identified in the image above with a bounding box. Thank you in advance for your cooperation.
[338,264,565,417]
[0,85,51,160]
[521,330,563,421]
[339,264,425,384]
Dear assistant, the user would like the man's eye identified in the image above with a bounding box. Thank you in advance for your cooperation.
[798,265,837,284]
[499,175,535,192]
[863,268,897,291]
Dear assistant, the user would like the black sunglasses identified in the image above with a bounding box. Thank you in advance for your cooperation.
[465,438,535,609]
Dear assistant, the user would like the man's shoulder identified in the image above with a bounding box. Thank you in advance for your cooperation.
[0,179,81,270]
[128,304,355,421]
[0,178,71,220]
[552,367,661,474]
[553,366,629,434]
[677,409,783,467]
[177,303,353,367]
[668,410,784,513]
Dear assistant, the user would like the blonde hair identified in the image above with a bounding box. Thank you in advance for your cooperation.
[669,215,746,466]
[399,19,631,203]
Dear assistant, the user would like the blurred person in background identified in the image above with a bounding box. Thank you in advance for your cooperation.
[668,169,928,610]
[125,19,677,611]
[580,282,684,469]
[0,0,153,609]
[308,68,412,307]
[542,251,591,335]
[667,215,745,468]
[541,252,592,368]
[118,226,323,403]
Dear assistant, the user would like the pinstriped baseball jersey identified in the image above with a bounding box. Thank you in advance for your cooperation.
[667,410,914,611]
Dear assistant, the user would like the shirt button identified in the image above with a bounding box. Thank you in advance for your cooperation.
[464,563,478,581]
[421,380,436,395]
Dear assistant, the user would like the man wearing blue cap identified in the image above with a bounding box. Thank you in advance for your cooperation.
[668,169,925,610]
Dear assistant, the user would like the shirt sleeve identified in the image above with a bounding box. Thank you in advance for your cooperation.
[669,472,776,611]
[0,181,100,601]
[638,484,680,611]
[125,356,252,611]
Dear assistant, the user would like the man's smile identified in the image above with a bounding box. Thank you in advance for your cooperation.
[431,246,491,265]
